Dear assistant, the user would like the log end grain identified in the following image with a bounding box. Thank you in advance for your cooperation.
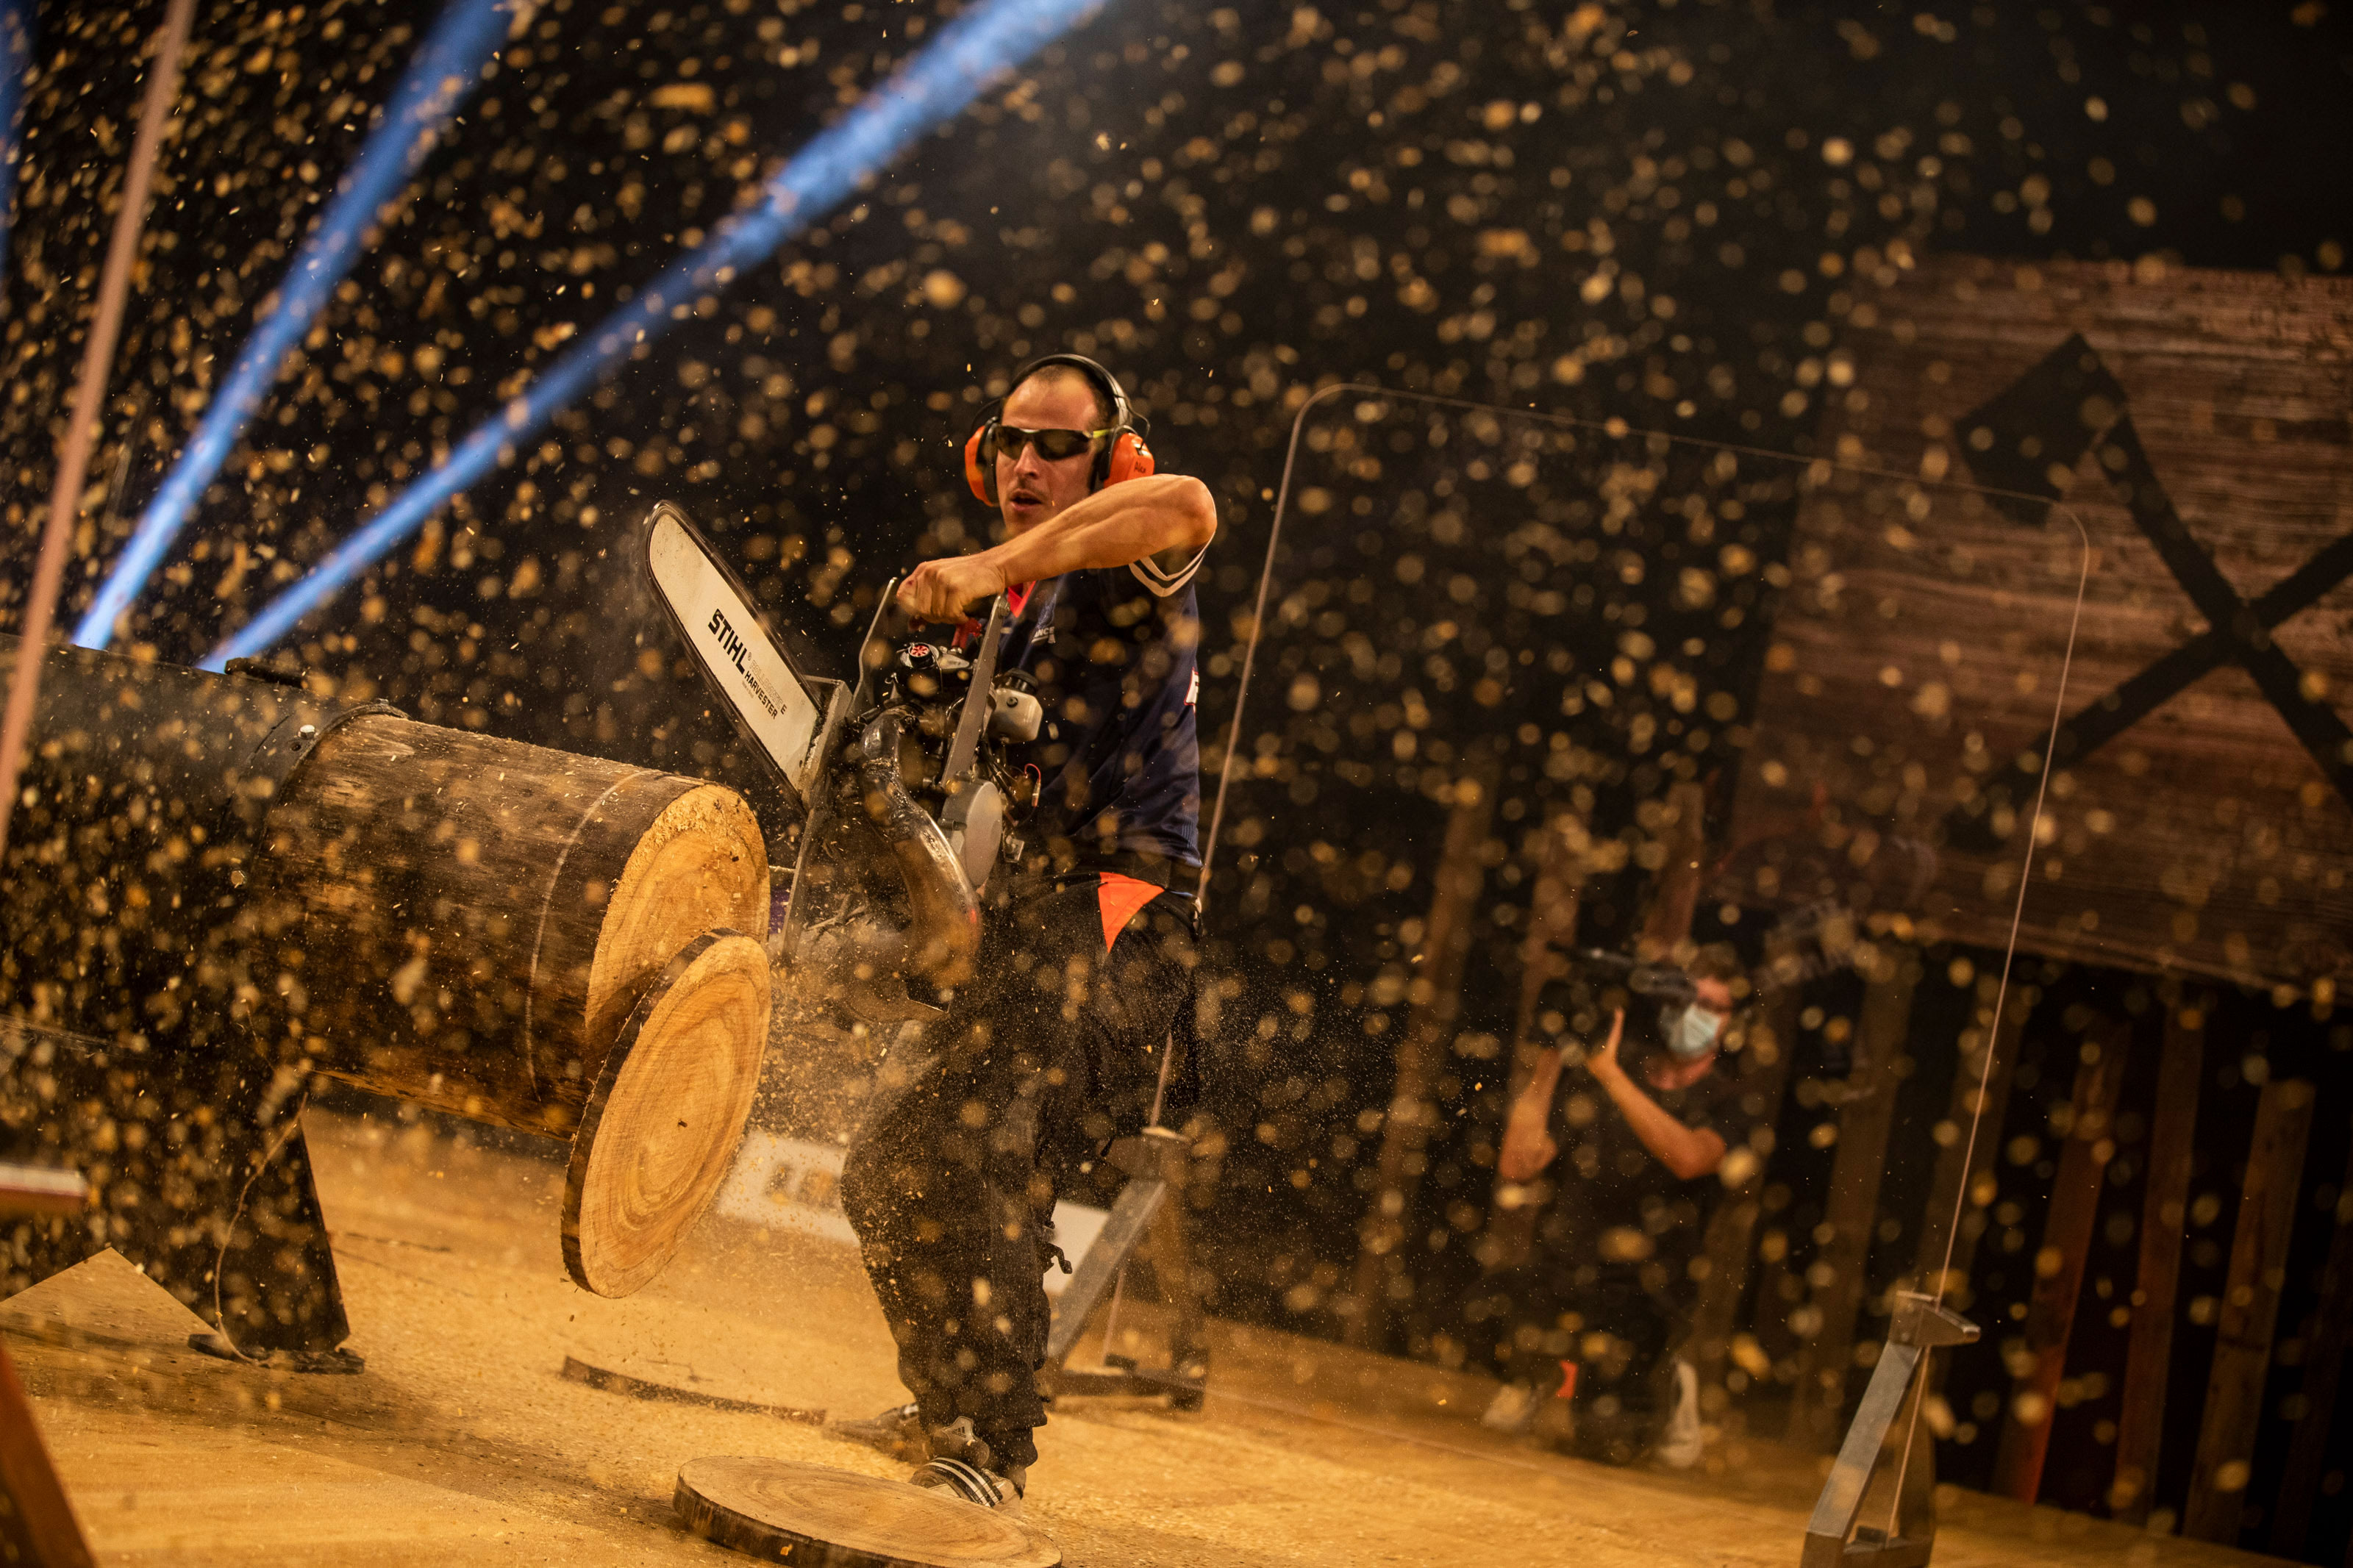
[585,783,769,1070]
[564,931,771,1298]
[674,1456,1059,1568]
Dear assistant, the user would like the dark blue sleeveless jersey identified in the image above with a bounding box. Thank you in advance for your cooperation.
[998,546,1206,872]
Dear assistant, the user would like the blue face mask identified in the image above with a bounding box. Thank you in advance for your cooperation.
[1661,1003,1723,1062]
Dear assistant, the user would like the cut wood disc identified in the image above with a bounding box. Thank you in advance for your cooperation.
[563,931,771,1297]
[674,1457,1058,1568]
[559,1355,824,1425]
[584,782,771,1074]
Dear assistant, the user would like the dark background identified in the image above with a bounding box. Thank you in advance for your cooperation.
[2,0,2348,1553]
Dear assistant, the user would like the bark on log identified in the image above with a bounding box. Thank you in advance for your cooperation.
[0,640,772,1308]
[2110,995,2207,1525]
[2183,1076,2316,1543]
[247,713,769,1137]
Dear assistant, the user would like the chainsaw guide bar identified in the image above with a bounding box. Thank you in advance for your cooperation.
[643,501,843,812]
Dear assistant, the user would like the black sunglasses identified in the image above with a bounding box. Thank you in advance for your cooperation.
[989,424,1109,462]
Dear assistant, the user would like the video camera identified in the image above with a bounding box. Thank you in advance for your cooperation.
[1531,948,1702,1075]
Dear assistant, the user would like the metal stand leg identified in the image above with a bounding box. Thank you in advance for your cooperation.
[1037,1127,1209,1409]
[1,1023,352,1360]
[1800,1292,1979,1568]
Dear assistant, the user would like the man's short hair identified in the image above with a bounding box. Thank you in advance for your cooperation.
[1007,360,1114,429]
[1688,943,1743,987]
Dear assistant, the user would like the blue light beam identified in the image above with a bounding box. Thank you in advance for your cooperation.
[0,0,35,301]
[204,0,1105,673]
[74,0,518,651]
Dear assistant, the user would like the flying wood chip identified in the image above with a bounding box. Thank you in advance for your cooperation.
[1721,257,2353,991]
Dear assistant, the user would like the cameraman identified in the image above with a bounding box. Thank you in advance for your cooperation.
[1474,948,1757,1466]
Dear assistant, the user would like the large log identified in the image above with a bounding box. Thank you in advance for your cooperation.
[0,640,772,1312]
[246,712,768,1137]
[248,713,772,1300]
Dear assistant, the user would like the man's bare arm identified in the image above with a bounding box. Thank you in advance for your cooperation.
[996,473,1215,581]
[1497,1048,1564,1182]
[899,475,1216,622]
[1591,1067,1726,1181]
[1583,1011,1727,1181]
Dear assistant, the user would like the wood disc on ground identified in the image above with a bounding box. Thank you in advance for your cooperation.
[558,1356,824,1424]
[563,931,771,1297]
[674,1457,1058,1568]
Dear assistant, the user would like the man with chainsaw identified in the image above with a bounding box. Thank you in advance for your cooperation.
[835,354,1217,1512]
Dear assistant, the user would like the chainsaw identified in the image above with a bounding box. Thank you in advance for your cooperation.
[640,501,1042,1023]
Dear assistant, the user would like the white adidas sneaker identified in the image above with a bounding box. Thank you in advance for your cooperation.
[1480,1381,1540,1436]
[1653,1358,1703,1469]
[908,1417,1026,1517]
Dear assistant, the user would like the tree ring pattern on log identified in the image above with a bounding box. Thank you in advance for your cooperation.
[584,782,768,1073]
[674,1456,1059,1568]
[564,931,770,1298]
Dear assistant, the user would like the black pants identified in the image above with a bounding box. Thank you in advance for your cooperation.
[840,873,1194,1469]
[1469,1258,1688,1461]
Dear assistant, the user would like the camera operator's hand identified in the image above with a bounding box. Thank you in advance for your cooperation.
[898,552,1011,624]
[1585,1009,1628,1084]
[1584,1006,1729,1182]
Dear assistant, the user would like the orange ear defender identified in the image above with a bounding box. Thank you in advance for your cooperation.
[963,353,1155,505]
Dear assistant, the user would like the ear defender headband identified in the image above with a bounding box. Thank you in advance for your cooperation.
[963,352,1156,505]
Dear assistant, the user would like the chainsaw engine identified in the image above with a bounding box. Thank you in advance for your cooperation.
[876,637,1043,885]
[783,634,1043,1025]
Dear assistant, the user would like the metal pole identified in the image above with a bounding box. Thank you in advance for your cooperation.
[0,0,195,857]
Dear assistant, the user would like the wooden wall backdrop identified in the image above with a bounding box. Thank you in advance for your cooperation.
[1718,257,2353,992]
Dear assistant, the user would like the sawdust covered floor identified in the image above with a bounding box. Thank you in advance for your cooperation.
[2,1109,2277,1567]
